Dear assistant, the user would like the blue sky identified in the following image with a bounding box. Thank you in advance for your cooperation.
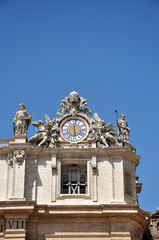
[0,0,159,213]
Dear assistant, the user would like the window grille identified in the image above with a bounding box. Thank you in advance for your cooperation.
[61,165,87,194]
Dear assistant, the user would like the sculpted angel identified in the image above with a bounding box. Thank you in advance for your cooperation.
[28,114,52,147]
[49,117,60,148]
[89,113,119,148]
[90,113,109,147]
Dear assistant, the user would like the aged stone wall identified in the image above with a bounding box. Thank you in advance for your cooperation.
[0,92,150,239]
[0,155,7,201]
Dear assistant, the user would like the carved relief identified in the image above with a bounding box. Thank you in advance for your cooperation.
[8,150,25,167]
[14,150,25,166]
[88,113,120,148]
[92,166,97,175]
[6,220,25,229]
[58,143,91,149]
[0,222,5,233]
[28,91,132,149]
[28,115,60,148]
[52,168,56,175]
[8,152,14,167]
[56,91,92,117]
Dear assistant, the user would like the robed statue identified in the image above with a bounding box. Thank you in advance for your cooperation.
[117,114,130,143]
[13,103,31,136]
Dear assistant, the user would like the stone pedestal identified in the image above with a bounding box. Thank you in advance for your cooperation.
[13,135,27,144]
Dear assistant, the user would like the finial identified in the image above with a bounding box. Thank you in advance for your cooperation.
[73,81,76,92]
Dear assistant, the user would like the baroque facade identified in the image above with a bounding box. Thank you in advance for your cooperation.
[151,208,159,239]
[0,91,150,240]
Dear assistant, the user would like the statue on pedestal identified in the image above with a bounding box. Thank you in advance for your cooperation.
[117,114,130,143]
[13,103,31,136]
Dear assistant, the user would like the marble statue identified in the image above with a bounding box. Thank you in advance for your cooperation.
[27,92,128,149]
[56,91,92,117]
[28,118,51,148]
[117,114,130,143]
[89,113,119,148]
[13,103,31,136]
[91,113,109,147]
[49,117,60,148]
[28,114,60,148]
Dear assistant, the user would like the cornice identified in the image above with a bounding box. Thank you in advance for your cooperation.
[0,142,140,165]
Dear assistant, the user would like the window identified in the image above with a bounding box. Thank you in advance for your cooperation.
[125,172,132,197]
[61,164,87,194]
[157,222,159,237]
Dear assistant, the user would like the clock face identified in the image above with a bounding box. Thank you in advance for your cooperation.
[61,118,88,143]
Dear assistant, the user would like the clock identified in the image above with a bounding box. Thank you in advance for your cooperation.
[61,117,88,143]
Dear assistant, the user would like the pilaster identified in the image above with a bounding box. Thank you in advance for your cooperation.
[111,154,125,203]
[11,150,26,200]
[51,154,57,202]
[91,155,97,202]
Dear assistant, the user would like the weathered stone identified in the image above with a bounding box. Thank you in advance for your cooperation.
[0,92,150,239]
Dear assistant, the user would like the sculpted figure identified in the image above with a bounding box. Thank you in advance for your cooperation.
[89,113,119,148]
[117,114,130,143]
[91,113,109,147]
[28,115,60,148]
[56,91,92,117]
[13,103,31,135]
[28,120,50,147]
[49,118,60,148]
[104,123,120,146]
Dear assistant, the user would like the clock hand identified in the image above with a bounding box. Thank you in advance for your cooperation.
[73,124,76,135]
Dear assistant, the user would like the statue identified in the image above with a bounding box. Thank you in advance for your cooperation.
[28,119,51,148]
[91,113,109,147]
[89,113,119,148]
[49,118,60,148]
[13,103,31,136]
[28,115,60,148]
[117,114,130,143]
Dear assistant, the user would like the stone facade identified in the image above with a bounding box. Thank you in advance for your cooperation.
[151,208,159,239]
[0,91,150,239]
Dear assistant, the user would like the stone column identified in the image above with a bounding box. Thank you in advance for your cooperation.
[10,150,26,200]
[91,155,98,202]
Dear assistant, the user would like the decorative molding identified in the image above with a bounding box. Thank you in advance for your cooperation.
[52,168,56,175]
[14,150,25,166]
[8,152,14,168]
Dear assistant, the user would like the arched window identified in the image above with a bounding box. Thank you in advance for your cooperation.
[125,172,132,197]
